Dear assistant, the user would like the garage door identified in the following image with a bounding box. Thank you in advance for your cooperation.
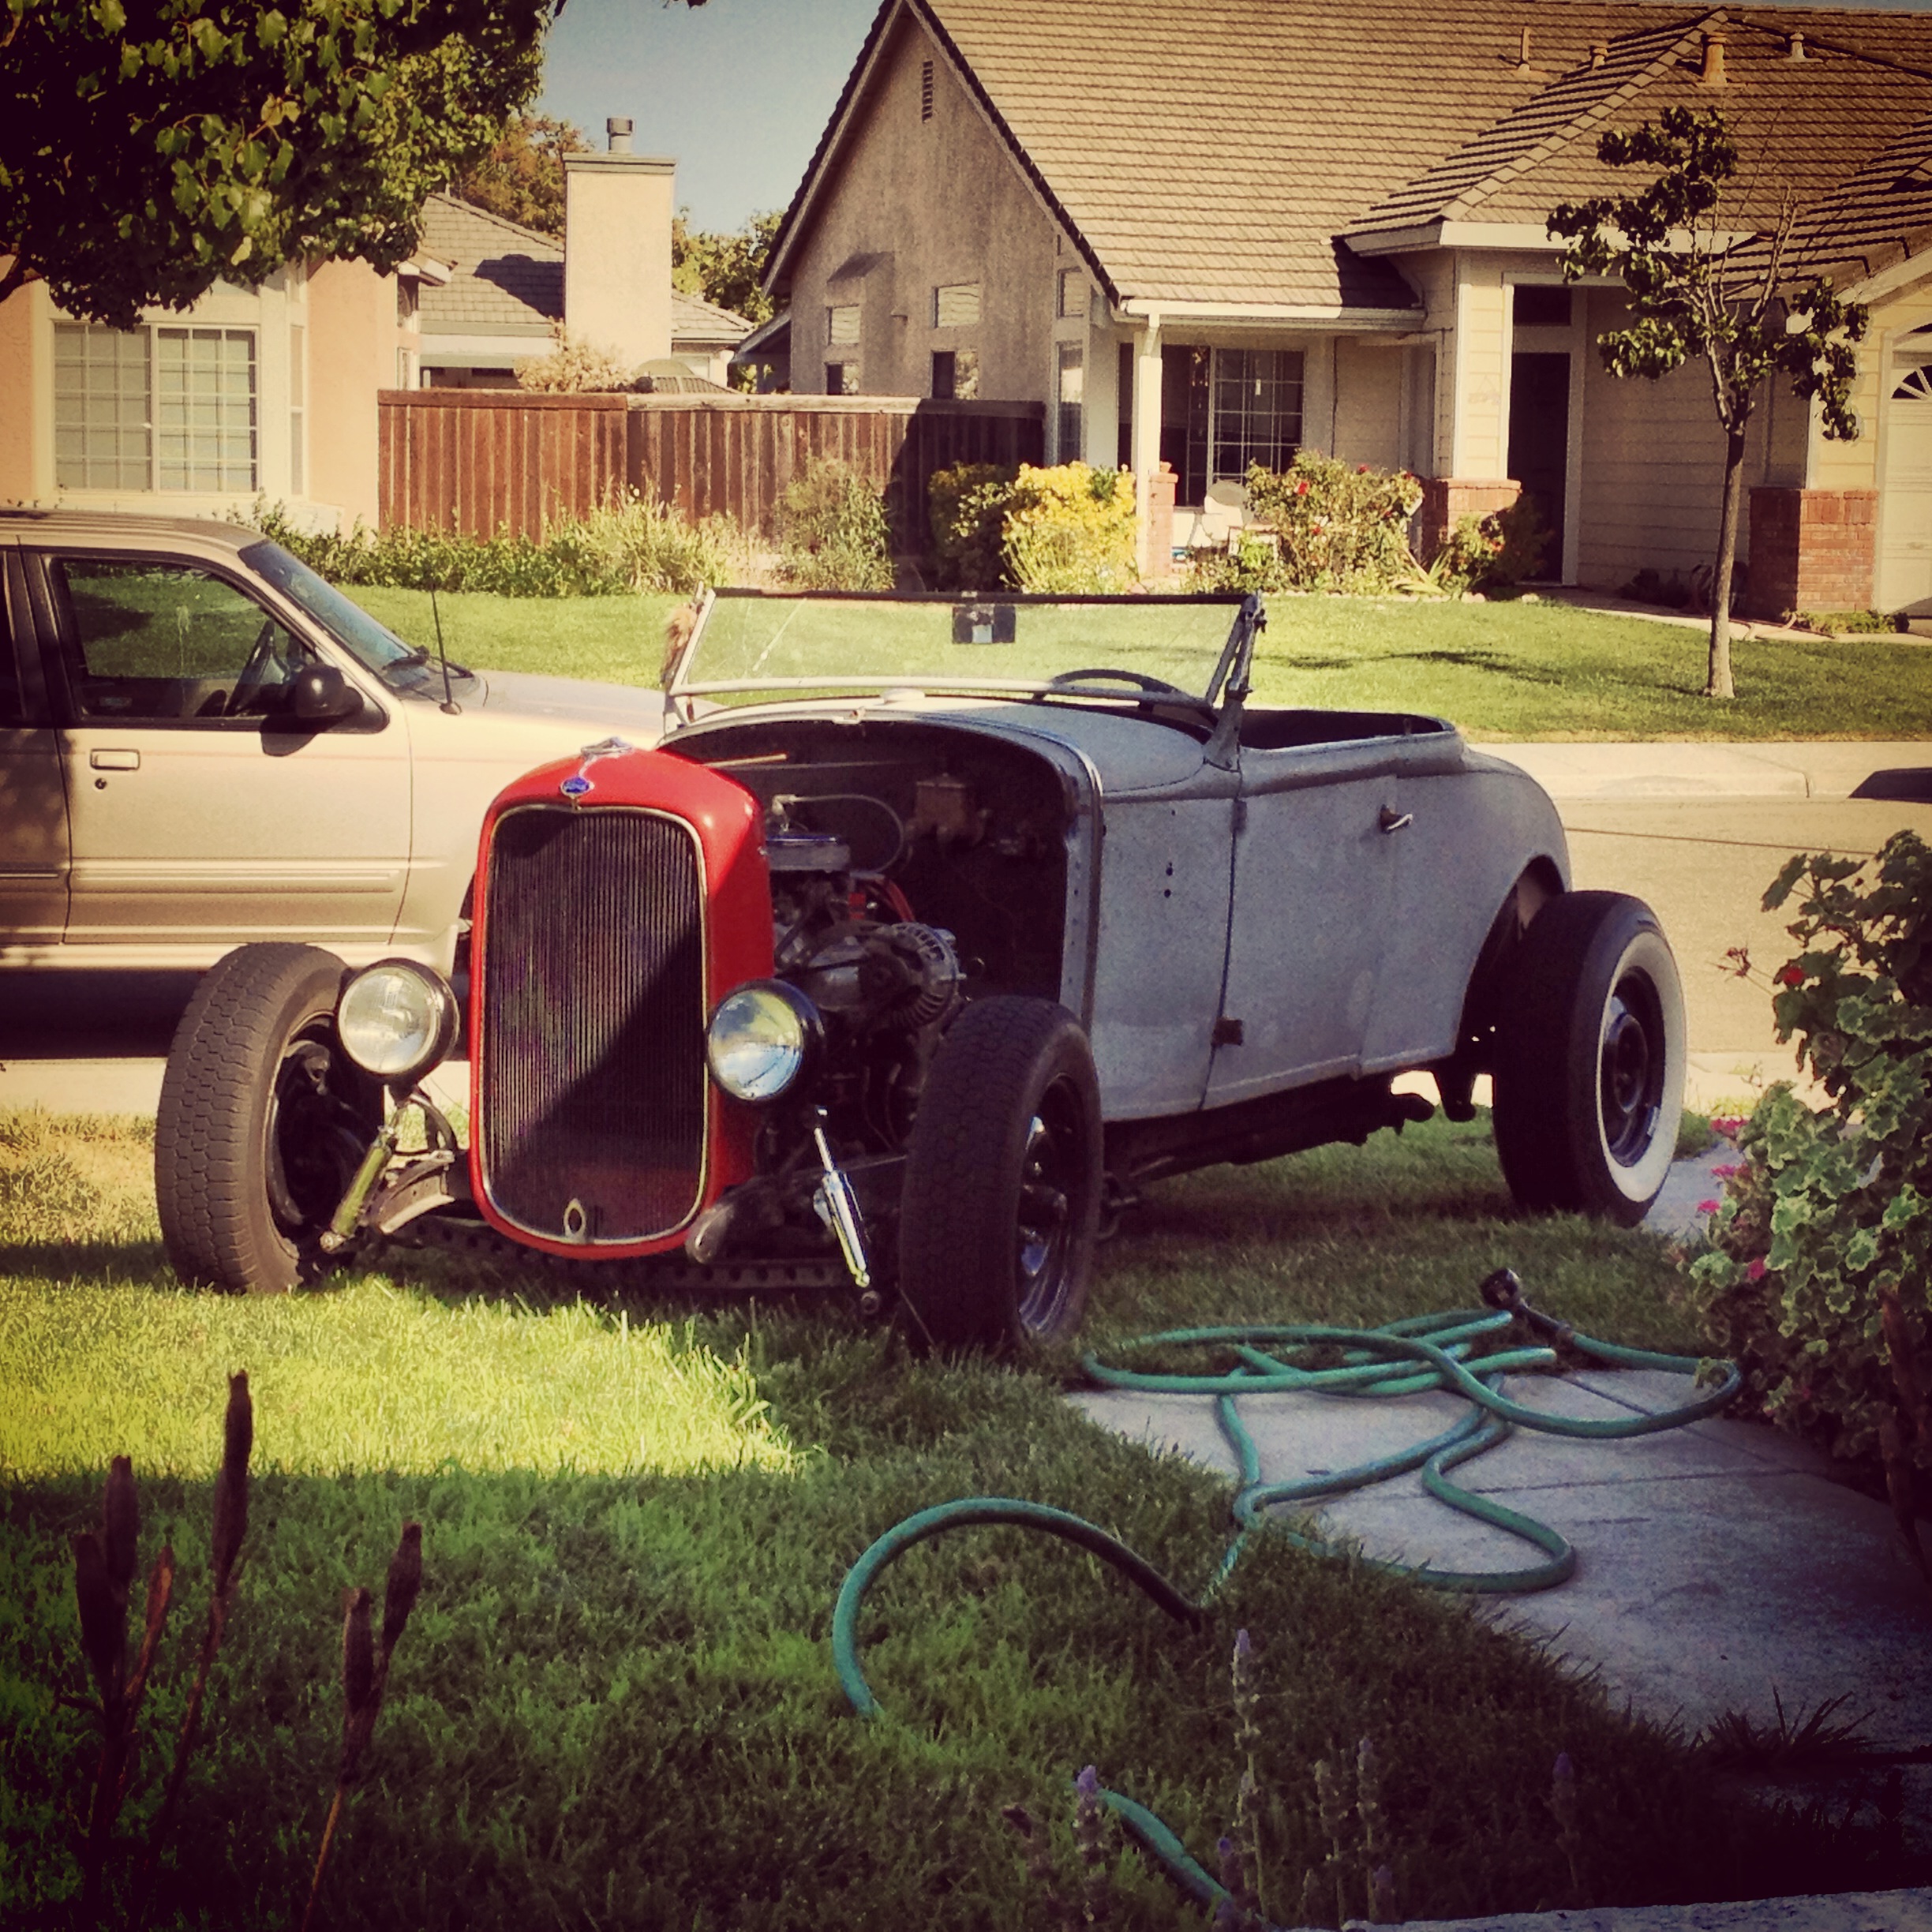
[1878,362,1932,616]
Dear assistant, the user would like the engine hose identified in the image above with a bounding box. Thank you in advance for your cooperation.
[832,1272,1740,1925]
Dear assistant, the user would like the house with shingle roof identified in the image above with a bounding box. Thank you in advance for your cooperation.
[765,0,1932,614]
[416,125,754,392]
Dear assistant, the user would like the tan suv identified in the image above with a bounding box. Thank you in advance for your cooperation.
[0,511,665,975]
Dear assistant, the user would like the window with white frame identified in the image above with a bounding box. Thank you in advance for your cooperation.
[1159,345,1304,507]
[1056,342,1084,462]
[290,325,306,496]
[54,324,258,493]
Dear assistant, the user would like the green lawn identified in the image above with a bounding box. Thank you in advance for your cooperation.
[5,1107,1911,1930]
[347,584,1932,742]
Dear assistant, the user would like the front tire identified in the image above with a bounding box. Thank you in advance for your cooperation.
[1492,892,1685,1225]
[156,944,380,1293]
[898,998,1102,1350]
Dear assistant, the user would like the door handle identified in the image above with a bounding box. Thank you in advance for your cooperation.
[90,749,140,771]
[1378,804,1413,833]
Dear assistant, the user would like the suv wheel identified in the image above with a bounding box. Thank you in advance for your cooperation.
[156,944,380,1293]
[898,998,1102,1350]
[1492,892,1685,1225]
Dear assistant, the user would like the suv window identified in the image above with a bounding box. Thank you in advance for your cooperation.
[49,556,311,723]
[0,565,22,725]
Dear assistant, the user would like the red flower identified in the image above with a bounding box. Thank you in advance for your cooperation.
[1697,1198,1720,1215]
[1774,963,1805,988]
[1747,1258,1766,1281]
[1357,463,1370,474]
[1294,480,1310,496]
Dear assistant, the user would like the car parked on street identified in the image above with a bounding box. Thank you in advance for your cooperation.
[154,590,1686,1346]
[0,511,665,976]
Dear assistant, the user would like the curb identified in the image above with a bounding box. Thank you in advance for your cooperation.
[1473,740,1932,803]
[1346,1887,1932,1930]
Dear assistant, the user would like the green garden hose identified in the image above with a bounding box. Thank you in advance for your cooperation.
[831,1269,1741,1923]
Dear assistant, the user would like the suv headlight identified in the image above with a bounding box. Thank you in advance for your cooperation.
[336,960,459,1084]
[705,981,822,1103]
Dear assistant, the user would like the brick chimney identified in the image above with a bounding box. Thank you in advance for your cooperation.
[563,116,673,374]
[1700,32,1727,85]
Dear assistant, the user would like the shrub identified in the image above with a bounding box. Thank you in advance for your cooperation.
[1432,496,1548,596]
[515,327,640,394]
[1690,833,1932,1511]
[776,457,893,590]
[929,461,1018,590]
[245,496,736,597]
[1001,463,1136,593]
[927,461,1136,592]
[1245,453,1424,594]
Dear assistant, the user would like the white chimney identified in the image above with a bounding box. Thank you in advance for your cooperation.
[563,117,673,375]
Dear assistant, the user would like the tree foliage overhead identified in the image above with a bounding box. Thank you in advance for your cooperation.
[672,208,780,325]
[0,0,556,328]
[452,110,590,237]
[1549,107,1868,698]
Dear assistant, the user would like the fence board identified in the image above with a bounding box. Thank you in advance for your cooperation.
[379,391,1044,549]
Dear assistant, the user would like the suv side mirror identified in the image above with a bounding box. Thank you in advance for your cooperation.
[291,665,361,726]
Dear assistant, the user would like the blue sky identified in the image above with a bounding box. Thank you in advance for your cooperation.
[538,0,1932,236]
[539,0,881,234]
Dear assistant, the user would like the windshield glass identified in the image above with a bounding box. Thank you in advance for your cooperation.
[241,539,473,693]
[677,592,1246,702]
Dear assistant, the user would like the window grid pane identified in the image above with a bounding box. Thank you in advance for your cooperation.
[53,324,152,489]
[934,283,981,328]
[155,328,256,492]
[1210,349,1303,482]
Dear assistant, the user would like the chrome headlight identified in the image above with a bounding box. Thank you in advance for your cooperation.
[336,960,459,1084]
[705,981,822,1103]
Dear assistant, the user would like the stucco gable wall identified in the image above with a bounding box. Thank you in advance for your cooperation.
[1573,289,1799,593]
[782,10,1060,402]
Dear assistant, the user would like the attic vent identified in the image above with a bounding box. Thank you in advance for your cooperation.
[1515,26,1532,73]
[921,58,934,121]
[1788,30,1806,60]
[1589,41,1608,68]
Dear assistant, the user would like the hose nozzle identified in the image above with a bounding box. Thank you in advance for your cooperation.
[1479,1268,1574,1347]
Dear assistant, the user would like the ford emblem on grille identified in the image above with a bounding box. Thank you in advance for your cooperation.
[560,774,593,799]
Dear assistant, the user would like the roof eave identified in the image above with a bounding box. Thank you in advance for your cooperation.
[1112,298,1421,330]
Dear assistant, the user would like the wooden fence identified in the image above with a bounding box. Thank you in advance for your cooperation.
[377,391,1043,551]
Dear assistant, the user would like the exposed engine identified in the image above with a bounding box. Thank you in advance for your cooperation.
[763,811,960,1154]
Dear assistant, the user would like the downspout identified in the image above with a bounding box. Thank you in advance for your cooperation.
[1132,307,1163,580]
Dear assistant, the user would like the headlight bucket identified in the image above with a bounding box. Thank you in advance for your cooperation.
[705,980,823,1103]
[336,959,459,1084]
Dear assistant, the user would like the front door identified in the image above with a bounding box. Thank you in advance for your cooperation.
[36,551,411,958]
[1878,363,1932,617]
[1507,352,1570,581]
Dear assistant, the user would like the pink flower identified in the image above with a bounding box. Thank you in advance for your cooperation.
[1775,963,1805,989]
[1357,463,1371,474]
[1747,1258,1766,1280]
[1710,1116,1745,1138]
[1698,1198,1720,1215]
[1713,1163,1741,1180]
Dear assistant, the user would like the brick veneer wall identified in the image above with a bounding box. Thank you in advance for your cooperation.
[1415,477,1522,564]
[1747,488,1878,616]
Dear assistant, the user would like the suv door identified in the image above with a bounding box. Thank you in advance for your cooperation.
[0,543,70,957]
[30,546,412,960]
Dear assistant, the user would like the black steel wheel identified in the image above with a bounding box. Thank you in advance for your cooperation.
[1492,892,1685,1225]
[156,944,379,1293]
[898,997,1102,1350]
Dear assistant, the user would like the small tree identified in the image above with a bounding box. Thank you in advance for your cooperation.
[1549,107,1867,699]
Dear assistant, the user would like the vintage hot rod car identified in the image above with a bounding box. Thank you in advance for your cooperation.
[155,591,1685,1347]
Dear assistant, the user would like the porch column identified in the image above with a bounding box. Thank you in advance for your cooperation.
[1133,315,1163,578]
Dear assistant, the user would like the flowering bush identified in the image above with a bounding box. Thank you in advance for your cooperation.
[515,325,642,394]
[1432,496,1549,595]
[1001,462,1137,592]
[927,461,1136,592]
[1691,833,1932,1524]
[1244,452,1424,593]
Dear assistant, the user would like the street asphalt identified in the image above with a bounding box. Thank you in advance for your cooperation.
[4,737,1929,1926]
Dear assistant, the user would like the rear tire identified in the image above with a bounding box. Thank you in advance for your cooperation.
[1492,892,1684,1225]
[898,998,1102,1350]
[156,944,379,1293]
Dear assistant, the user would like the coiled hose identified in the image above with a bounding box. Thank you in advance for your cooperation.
[833,1269,1740,1923]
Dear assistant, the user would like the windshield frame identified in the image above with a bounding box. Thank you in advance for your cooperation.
[665,588,1256,713]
